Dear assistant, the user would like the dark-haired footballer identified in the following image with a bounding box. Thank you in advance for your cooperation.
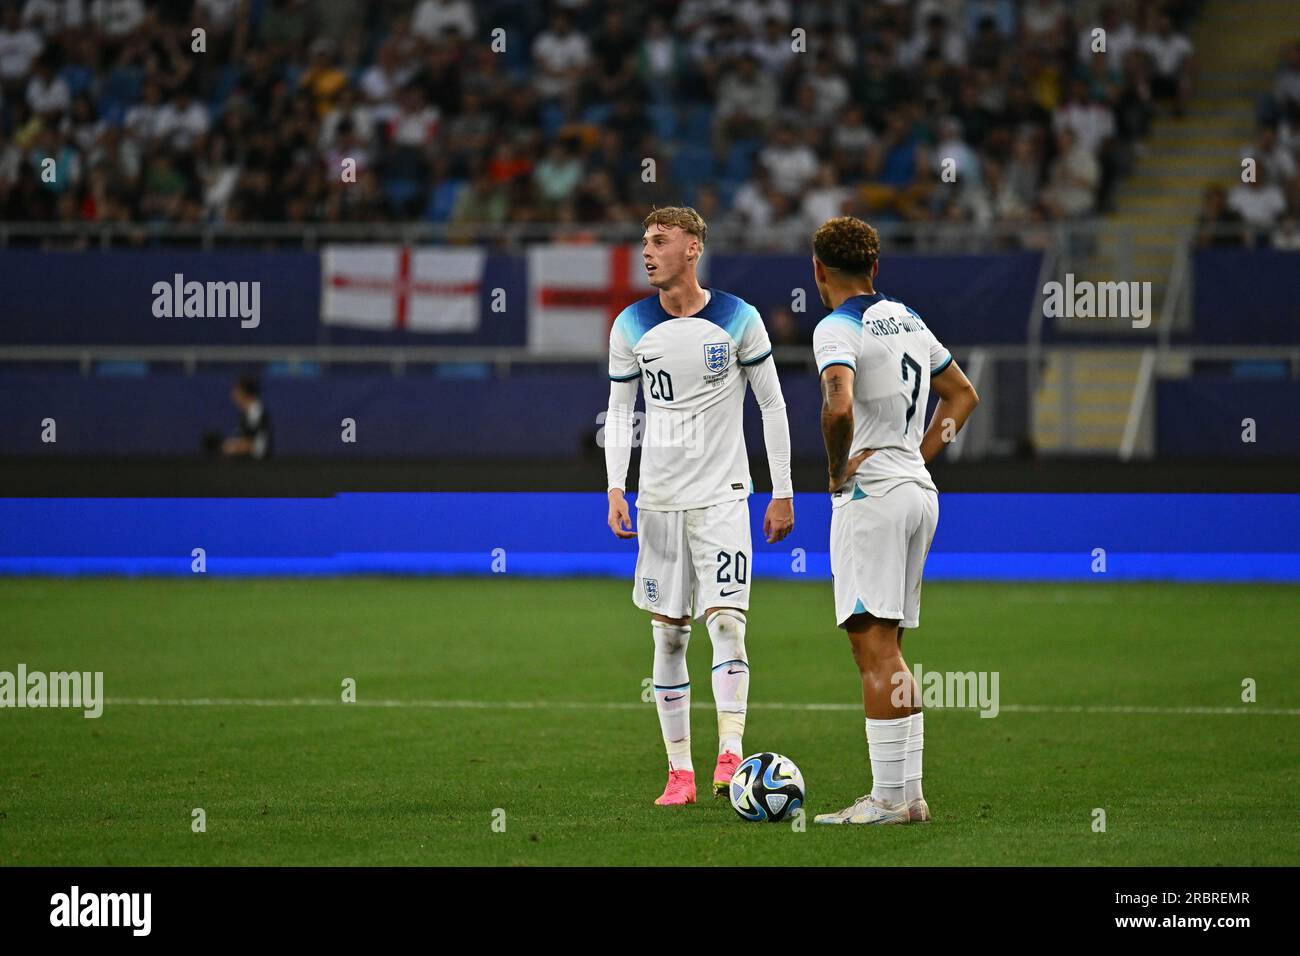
[808,217,979,825]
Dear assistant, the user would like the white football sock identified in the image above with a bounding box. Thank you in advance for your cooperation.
[652,621,692,772]
[905,711,925,804]
[707,609,748,755]
[865,715,910,805]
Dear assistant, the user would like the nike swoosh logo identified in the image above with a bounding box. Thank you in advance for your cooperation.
[726,668,745,675]
[719,587,743,596]
[663,694,684,702]
[641,355,663,363]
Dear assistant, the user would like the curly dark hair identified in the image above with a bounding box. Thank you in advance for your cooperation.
[812,216,880,275]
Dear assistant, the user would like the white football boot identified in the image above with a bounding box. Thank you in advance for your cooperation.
[814,793,910,825]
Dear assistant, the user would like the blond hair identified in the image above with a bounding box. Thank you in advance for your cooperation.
[812,216,880,275]
[643,206,708,247]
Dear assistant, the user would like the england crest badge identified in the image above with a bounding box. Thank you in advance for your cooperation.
[703,342,730,373]
[643,577,660,603]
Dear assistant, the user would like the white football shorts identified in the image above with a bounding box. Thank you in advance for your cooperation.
[830,480,938,628]
[633,498,753,619]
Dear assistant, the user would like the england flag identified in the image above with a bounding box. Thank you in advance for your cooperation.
[322,245,485,333]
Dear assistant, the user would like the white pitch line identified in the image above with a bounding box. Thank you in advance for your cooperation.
[104,698,1300,717]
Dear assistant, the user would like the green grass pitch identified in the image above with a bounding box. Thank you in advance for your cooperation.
[1,578,1296,866]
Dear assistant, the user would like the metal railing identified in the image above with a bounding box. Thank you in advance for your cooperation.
[0,217,1203,253]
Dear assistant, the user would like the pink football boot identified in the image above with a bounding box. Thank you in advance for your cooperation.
[654,769,697,806]
[712,752,741,796]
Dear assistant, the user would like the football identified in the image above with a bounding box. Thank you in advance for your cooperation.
[728,752,806,822]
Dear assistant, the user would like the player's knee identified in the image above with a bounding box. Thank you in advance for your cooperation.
[706,608,747,663]
[652,620,690,656]
[847,629,893,673]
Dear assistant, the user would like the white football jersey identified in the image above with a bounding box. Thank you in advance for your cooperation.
[609,289,773,511]
[812,291,953,502]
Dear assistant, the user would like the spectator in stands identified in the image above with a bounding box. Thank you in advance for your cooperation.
[1273,42,1300,115]
[991,139,1038,223]
[531,11,590,103]
[801,161,849,229]
[449,167,507,228]
[1140,11,1194,118]
[155,81,210,153]
[1242,124,1298,191]
[636,15,683,98]
[1077,4,1138,65]
[1272,214,1300,250]
[1196,183,1245,249]
[0,0,1212,245]
[1042,127,1099,219]
[22,0,86,38]
[222,374,271,461]
[0,1,44,103]
[412,0,475,44]
[25,51,69,118]
[712,51,777,158]
[1021,0,1066,46]
[300,37,348,118]
[589,7,641,102]
[758,125,818,198]
[730,165,775,233]
[533,136,582,211]
[1227,165,1288,238]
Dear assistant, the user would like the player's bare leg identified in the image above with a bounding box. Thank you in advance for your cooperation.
[815,611,913,825]
[703,604,748,795]
[651,612,695,806]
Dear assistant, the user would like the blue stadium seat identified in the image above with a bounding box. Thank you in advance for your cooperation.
[581,103,612,125]
[683,104,714,142]
[209,65,242,109]
[672,144,714,190]
[647,103,677,140]
[715,177,743,208]
[383,179,423,215]
[723,138,760,181]
[427,180,465,222]
[539,102,566,139]
[100,66,143,115]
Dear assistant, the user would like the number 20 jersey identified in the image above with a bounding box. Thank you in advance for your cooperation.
[812,291,953,501]
[608,289,773,512]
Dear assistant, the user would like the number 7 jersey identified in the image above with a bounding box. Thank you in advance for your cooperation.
[812,291,953,500]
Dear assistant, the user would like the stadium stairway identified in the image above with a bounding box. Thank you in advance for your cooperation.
[1032,0,1298,455]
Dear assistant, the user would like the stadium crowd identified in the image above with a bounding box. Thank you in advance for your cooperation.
[0,0,1295,248]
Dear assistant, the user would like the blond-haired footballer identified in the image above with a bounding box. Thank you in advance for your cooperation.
[605,207,795,806]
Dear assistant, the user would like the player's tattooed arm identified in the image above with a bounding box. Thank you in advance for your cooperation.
[820,366,873,494]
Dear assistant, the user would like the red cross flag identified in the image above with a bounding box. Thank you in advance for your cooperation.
[527,244,655,355]
[322,245,485,333]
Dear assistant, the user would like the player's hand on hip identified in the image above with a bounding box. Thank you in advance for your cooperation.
[828,448,875,494]
[607,490,637,538]
[764,496,794,544]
